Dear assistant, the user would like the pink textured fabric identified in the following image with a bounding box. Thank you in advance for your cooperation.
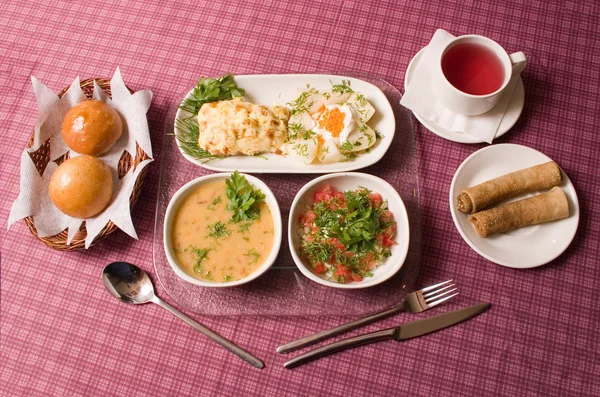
[1,1,598,396]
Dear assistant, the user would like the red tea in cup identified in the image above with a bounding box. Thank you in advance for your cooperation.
[441,42,505,96]
[432,34,526,115]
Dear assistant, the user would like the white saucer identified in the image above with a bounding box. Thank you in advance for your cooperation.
[404,47,525,144]
[449,144,579,268]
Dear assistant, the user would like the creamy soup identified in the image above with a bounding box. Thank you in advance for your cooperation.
[171,181,275,282]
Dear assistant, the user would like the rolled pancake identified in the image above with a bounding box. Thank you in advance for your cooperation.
[457,161,562,214]
[469,187,569,238]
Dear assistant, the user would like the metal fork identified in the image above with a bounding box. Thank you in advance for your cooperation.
[276,280,458,354]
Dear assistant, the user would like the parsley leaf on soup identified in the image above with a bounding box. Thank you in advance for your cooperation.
[225,171,266,222]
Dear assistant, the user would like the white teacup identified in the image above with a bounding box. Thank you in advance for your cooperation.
[432,35,526,116]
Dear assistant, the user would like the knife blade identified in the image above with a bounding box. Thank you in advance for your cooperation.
[393,302,490,341]
[284,302,490,369]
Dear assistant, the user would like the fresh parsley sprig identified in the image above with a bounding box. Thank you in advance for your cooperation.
[180,75,245,114]
[225,171,266,223]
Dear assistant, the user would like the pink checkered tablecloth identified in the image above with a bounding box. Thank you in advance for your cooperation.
[1,0,598,396]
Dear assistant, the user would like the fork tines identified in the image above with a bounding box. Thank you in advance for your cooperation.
[423,280,458,308]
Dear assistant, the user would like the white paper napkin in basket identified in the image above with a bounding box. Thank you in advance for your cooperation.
[400,29,520,143]
[8,68,153,248]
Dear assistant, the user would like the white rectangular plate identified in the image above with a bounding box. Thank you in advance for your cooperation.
[175,74,396,173]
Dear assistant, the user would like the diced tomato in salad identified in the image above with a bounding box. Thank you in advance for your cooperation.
[299,209,317,226]
[352,273,363,282]
[314,263,326,274]
[313,185,335,203]
[369,193,383,208]
[380,210,394,224]
[335,264,348,277]
[328,237,345,251]
[299,185,397,284]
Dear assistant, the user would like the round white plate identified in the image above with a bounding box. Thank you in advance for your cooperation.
[449,144,579,268]
[404,47,525,144]
[289,172,410,289]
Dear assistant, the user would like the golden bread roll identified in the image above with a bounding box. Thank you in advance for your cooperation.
[62,100,123,156]
[49,155,113,219]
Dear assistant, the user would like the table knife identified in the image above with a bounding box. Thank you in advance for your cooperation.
[284,302,490,369]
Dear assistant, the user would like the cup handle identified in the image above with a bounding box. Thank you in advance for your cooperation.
[509,51,527,76]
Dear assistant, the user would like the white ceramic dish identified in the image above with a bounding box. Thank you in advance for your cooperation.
[175,74,395,173]
[449,144,579,268]
[404,47,524,144]
[288,173,410,289]
[163,173,282,287]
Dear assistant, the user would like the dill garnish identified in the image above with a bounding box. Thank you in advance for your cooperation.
[253,153,269,160]
[190,246,212,274]
[237,222,253,233]
[287,121,317,143]
[174,116,219,161]
[287,86,319,115]
[243,248,261,265]
[342,152,358,161]
[331,80,354,94]
[207,196,222,210]
[292,142,309,158]
[287,122,305,140]
[339,141,355,152]
[206,221,231,239]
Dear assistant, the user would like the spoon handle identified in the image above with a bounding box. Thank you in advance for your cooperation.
[152,296,264,369]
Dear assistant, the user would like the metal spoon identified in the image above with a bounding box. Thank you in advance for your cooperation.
[102,261,264,369]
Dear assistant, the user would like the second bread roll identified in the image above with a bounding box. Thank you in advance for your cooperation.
[49,155,113,219]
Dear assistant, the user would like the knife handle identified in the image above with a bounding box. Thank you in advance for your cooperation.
[277,305,403,354]
[284,328,396,369]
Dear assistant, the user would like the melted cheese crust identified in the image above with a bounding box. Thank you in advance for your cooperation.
[197,98,290,156]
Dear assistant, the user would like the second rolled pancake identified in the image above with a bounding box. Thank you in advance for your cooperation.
[457,161,562,214]
[469,187,570,237]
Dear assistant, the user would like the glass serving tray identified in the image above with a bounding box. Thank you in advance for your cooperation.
[152,73,422,316]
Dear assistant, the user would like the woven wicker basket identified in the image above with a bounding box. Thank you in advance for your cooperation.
[24,78,150,251]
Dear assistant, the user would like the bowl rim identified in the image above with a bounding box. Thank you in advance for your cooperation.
[163,172,282,287]
[288,172,410,289]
